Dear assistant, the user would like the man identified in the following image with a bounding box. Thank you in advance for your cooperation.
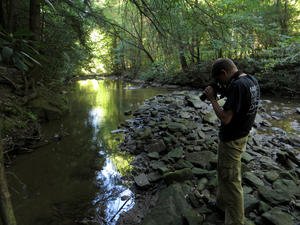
[204,58,260,225]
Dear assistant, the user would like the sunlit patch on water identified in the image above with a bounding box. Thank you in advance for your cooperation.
[93,158,134,225]
[123,86,140,90]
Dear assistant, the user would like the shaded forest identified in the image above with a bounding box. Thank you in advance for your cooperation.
[0,0,299,92]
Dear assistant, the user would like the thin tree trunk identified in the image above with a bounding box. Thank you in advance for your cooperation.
[179,44,188,72]
[0,0,5,29]
[29,0,41,41]
[0,122,17,225]
[6,0,15,32]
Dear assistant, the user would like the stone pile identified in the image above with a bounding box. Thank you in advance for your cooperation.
[116,91,300,225]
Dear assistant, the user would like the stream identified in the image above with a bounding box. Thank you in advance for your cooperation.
[7,79,170,225]
[6,78,300,225]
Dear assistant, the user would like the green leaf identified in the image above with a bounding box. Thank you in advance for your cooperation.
[45,0,55,11]
[13,55,28,71]
[2,46,13,61]
[20,51,41,66]
[0,39,10,45]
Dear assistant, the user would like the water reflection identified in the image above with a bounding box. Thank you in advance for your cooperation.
[263,99,300,136]
[7,79,169,225]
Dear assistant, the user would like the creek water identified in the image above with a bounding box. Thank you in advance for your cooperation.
[7,79,170,225]
[5,79,300,225]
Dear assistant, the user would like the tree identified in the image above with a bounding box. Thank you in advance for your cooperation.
[29,0,41,41]
[0,122,17,225]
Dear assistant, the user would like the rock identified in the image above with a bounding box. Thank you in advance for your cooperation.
[258,201,271,213]
[273,179,300,197]
[111,129,127,134]
[187,192,202,208]
[180,111,192,119]
[207,177,218,188]
[164,97,174,104]
[276,151,296,169]
[262,208,294,225]
[264,170,279,183]
[145,140,166,153]
[134,105,151,115]
[254,113,264,126]
[260,156,280,170]
[242,152,254,163]
[243,186,253,194]
[163,168,194,184]
[244,218,255,225]
[150,160,166,170]
[192,168,216,179]
[124,110,132,115]
[258,186,292,205]
[168,122,188,134]
[182,209,204,225]
[186,94,206,109]
[165,147,184,160]
[141,183,194,225]
[243,172,264,188]
[196,129,206,139]
[140,128,152,140]
[197,177,208,191]
[244,194,259,214]
[147,172,162,182]
[185,151,216,169]
[174,159,194,170]
[203,111,218,125]
[134,173,150,189]
[147,152,160,159]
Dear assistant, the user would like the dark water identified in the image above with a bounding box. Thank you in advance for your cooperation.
[7,79,170,225]
[262,98,300,136]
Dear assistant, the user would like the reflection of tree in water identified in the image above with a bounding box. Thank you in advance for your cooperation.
[93,157,133,224]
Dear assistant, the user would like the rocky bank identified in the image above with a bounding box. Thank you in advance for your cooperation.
[116,90,300,225]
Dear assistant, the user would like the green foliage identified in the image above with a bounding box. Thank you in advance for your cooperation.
[0,28,42,71]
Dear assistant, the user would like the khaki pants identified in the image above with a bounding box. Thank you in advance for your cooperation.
[216,136,248,225]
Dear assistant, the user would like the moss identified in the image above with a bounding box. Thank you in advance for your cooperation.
[2,118,26,136]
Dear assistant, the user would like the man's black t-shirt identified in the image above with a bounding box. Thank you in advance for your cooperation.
[219,74,260,142]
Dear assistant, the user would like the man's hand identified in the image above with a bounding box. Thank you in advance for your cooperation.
[204,86,215,101]
[204,86,233,125]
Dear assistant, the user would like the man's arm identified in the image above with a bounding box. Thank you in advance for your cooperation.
[204,86,233,125]
[210,99,233,125]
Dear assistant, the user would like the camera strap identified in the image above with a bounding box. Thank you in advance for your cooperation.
[222,70,244,97]
[227,70,244,88]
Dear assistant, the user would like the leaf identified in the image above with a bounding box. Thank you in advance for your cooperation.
[0,39,10,45]
[44,0,55,11]
[13,55,28,71]
[20,51,42,66]
[2,46,13,61]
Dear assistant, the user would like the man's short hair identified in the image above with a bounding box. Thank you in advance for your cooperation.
[211,58,237,78]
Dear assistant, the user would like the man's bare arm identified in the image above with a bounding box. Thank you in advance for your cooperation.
[210,99,233,125]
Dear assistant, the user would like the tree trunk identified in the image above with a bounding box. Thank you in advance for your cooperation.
[179,44,188,72]
[6,0,15,32]
[29,0,41,41]
[0,122,17,225]
[0,0,5,29]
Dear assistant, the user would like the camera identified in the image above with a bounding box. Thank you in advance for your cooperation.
[200,82,225,101]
